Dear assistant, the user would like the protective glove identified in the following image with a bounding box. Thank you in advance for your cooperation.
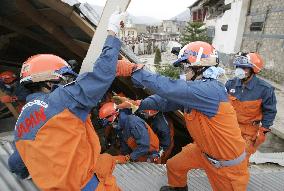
[112,95,129,104]
[159,147,164,158]
[116,60,144,77]
[113,96,141,113]
[107,9,127,35]
[113,155,130,164]
[147,153,161,164]
[0,95,17,103]
[253,127,271,149]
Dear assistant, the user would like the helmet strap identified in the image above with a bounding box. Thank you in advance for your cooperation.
[242,68,254,83]
[42,82,52,91]
[191,67,208,81]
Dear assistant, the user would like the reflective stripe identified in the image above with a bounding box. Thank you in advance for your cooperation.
[204,151,246,168]
[82,175,99,191]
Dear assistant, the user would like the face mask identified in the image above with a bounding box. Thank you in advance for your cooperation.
[235,68,246,79]
[179,74,186,81]
[203,66,225,79]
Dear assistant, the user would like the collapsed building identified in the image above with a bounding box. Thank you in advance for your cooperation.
[0,0,284,190]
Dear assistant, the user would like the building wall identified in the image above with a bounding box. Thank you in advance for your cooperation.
[241,0,284,83]
[124,28,138,39]
[211,0,249,54]
[135,24,147,34]
[162,20,186,33]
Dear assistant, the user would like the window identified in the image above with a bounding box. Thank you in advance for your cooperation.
[198,9,202,21]
[221,25,228,31]
[193,11,197,21]
[250,22,264,31]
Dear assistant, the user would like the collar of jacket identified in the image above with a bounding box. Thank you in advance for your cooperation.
[235,75,257,90]
[26,92,47,102]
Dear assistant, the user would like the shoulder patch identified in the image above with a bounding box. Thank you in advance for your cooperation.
[229,88,236,93]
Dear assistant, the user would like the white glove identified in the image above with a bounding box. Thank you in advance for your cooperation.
[107,10,127,35]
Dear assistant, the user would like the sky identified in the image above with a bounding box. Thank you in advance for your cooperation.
[77,0,197,20]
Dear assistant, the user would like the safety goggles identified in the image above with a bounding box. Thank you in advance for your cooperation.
[233,56,253,68]
[99,114,117,127]
[56,66,78,78]
[99,118,111,127]
[173,49,210,67]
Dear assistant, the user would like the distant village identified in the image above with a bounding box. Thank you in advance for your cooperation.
[119,18,188,55]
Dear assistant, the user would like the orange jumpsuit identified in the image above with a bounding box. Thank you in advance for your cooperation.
[132,70,249,190]
[118,110,160,163]
[9,35,122,191]
[226,76,277,159]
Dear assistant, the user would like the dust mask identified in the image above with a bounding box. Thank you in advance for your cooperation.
[179,74,186,81]
[235,68,246,79]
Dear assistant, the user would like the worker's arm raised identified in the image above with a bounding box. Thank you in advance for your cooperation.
[59,12,125,120]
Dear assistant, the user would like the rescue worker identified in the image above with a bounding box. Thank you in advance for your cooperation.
[99,102,161,163]
[0,71,30,111]
[140,110,175,163]
[8,11,126,190]
[112,95,174,163]
[225,52,277,161]
[115,41,249,191]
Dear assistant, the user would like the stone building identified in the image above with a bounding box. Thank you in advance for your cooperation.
[241,0,284,83]
[189,0,284,83]
[162,19,187,34]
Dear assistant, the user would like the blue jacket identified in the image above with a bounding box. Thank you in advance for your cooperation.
[225,75,277,128]
[8,35,121,190]
[0,80,30,102]
[130,69,246,161]
[133,69,228,116]
[118,109,151,161]
[149,111,170,150]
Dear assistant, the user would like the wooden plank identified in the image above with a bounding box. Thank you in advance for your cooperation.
[0,16,77,59]
[69,11,95,37]
[38,0,95,38]
[0,90,19,119]
[16,0,86,57]
[80,0,131,74]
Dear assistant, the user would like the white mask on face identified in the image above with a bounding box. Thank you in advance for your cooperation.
[235,68,246,79]
[179,74,187,81]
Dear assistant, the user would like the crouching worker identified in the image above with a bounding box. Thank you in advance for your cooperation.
[8,11,126,191]
[99,102,161,163]
[0,70,30,112]
[114,97,174,164]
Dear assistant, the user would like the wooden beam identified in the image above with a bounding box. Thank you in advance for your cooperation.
[80,0,131,74]
[38,0,75,17]
[0,17,75,58]
[73,39,90,50]
[16,0,86,58]
[0,17,51,48]
[0,59,21,68]
[70,11,95,37]
[37,0,95,37]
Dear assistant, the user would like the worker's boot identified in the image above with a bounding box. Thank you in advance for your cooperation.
[160,185,188,191]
